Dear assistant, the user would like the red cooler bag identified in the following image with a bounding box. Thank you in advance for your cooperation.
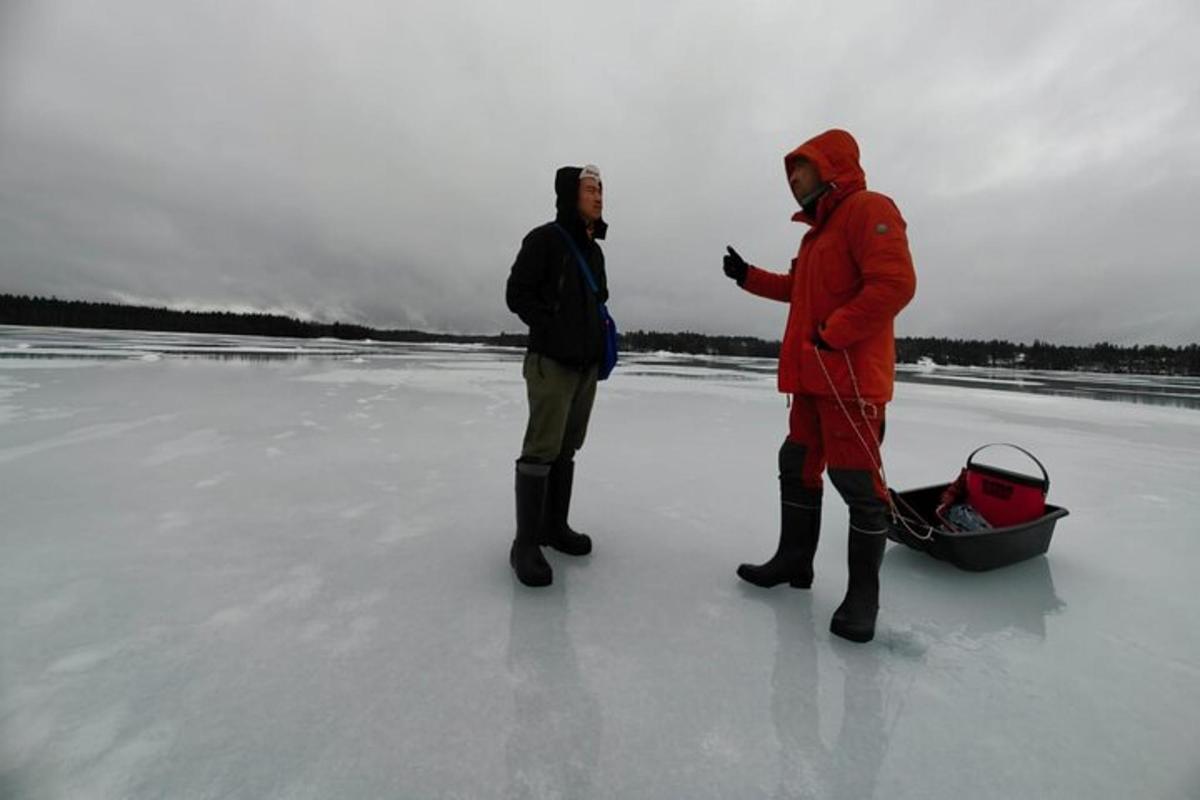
[962,443,1049,527]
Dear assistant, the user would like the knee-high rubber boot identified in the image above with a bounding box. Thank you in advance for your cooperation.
[540,458,592,556]
[828,469,890,643]
[737,441,822,589]
[511,461,552,587]
[830,531,887,642]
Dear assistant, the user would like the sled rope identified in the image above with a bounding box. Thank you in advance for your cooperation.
[816,349,934,542]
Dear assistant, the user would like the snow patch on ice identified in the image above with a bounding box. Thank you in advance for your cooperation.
[143,427,227,466]
[255,565,323,609]
[204,565,325,631]
[0,358,104,368]
[0,707,56,772]
[156,511,190,531]
[204,606,253,629]
[47,645,121,675]
[0,375,40,425]
[20,586,86,628]
[335,590,387,612]
[339,502,375,520]
[297,365,509,398]
[64,722,176,800]
[0,415,176,464]
[59,704,128,764]
[377,515,437,544]
[194,471,234,489]
[329,615,379,656]
[21,406,83,423]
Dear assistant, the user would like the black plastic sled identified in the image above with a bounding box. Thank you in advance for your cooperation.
[887,483,1069,571]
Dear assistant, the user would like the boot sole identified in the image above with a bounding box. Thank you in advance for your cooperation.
[538,532,592,556]
[830,620,875,643]
[544,543,592,556]
[510,548,553,587]
[736,565,813,589]
[510,558,552,587]
[513,572,552,588]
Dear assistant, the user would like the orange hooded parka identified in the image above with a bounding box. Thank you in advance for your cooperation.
[742,129,916,404]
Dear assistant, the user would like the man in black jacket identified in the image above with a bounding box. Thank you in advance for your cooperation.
[505,164,609,587]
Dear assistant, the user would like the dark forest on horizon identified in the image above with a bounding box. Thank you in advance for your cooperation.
[3,293,1198,375]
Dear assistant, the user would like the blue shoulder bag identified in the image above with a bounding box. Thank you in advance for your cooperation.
[554,224,618,380]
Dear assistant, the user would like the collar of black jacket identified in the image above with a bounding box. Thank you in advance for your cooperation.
[554,165,608,241]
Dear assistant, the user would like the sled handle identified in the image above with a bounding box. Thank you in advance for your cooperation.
[966,443,1050,491]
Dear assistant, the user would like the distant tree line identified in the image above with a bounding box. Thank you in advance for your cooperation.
[620,332,1199,374]
[620,330,780,358]
[3,293,1198,375]
[893,336,1200,375]
[0,293,527,348]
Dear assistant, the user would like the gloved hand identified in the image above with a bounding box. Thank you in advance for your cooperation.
[723,246,748,285]
[813,327,835,351]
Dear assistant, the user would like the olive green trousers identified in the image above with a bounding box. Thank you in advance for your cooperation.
[520,352,598,464]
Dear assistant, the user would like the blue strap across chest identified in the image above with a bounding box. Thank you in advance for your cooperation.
[553,223,601,296]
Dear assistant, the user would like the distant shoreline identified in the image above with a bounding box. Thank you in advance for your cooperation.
[2,293,1197,375]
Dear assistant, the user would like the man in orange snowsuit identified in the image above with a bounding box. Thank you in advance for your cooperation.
[723,129,916,643]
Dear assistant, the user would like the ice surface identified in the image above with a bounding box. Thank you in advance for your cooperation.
[2,326,1198,799]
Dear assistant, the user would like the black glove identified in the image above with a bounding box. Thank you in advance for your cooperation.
[813,327,835,351]
[723,246,748,285]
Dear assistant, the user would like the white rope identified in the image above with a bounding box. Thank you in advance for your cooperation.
[815,348,935,542]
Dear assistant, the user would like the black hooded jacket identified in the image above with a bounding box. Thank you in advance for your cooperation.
[505,166,609,369]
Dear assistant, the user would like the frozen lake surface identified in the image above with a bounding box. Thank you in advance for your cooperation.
[2,326,1198,799]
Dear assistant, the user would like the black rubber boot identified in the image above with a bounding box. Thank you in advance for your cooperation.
[828,469,890,643]
[737,441,821,589]
[540,458,592,556]
[511,461,552,587]
[830,531,886,642]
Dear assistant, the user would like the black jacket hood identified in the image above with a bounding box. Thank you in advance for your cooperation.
[554,166,608,240]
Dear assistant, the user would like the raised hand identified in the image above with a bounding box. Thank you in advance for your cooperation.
[723,246,748,285]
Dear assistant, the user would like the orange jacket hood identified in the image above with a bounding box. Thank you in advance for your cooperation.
[784,129,867,225]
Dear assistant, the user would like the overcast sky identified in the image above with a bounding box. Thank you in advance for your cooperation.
[2,1,1198,345]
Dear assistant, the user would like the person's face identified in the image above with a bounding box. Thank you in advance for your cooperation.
[788,158,822,206]
[577,177,603,223]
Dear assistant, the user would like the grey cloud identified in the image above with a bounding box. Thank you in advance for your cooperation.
[1,0,1198,344]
